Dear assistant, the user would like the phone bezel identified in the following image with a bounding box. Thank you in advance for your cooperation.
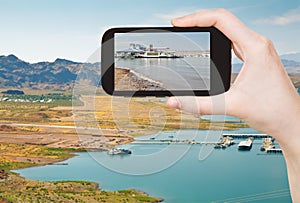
[101,27,231,97]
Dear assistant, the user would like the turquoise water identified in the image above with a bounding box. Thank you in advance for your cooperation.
[15,128,291,203]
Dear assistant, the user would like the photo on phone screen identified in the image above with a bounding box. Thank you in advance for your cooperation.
[114,32,210,91]
[101,27,231,96]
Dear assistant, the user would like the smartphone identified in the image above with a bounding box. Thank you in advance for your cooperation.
[101,27,231,96]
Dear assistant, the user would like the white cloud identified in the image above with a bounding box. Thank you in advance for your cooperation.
[147,7,200,25]
[254,6,300,25]
[153,11,191,23]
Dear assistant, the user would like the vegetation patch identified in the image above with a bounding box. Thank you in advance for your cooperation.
[92,95,249,136]
[0,143,163,202]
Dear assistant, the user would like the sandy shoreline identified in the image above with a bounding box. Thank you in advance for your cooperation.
[115,67,166,91]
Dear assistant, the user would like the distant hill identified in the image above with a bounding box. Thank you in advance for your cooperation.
[232,59,300,88]
[232,59,300,74]
[0,55,100,90]
[280,52,300,62]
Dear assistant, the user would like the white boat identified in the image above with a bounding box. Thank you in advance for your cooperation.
[135,51,182,58]
[238,137,254,150]
[108,148,132,155]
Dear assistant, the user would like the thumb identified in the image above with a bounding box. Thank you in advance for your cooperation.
[166,95,228,115]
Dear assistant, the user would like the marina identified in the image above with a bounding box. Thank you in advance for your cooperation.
[133,133,282,153]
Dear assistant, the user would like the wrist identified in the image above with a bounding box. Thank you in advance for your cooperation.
[275,99,300,158]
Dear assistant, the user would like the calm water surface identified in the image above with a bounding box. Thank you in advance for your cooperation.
[115,58,210,90]
[15,128,291,203]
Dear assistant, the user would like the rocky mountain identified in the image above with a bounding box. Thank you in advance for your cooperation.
[1,54,299,91]
[232,59,300,74]
[0,55,100,90]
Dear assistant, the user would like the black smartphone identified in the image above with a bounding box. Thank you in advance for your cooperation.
[101,27,231,96]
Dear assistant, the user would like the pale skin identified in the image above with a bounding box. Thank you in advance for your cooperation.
[166,9,300,202]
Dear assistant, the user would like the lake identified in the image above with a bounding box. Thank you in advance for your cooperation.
[115,58,210,90]
[14,127,291,203]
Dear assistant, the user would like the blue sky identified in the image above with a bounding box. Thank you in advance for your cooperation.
[0,0,299,62]
[115,33,210,51]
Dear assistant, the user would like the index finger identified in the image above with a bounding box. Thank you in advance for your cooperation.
[172,9,259,50]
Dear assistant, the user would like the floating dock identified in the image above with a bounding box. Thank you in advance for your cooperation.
[222,133,270,139]
[132,139,218,145]
[266,148,282,153]
[131,133,282,154]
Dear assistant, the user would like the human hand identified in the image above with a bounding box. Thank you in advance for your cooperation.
[166,9,300,202]
[167,9,300,149]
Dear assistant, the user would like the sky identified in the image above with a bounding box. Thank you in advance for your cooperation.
[0,0,299,63]
[115,32,210,51]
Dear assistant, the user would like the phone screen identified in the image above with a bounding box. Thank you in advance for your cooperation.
[114,32,210,91]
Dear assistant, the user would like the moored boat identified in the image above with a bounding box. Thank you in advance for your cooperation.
[108,148,132,155]
[135,51,183,58]
[238,137,254,150]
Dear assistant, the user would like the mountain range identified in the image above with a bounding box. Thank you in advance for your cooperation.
[0,55,100,91]
[280,52,300,62]
[0,54,299,91]
[232,52,300,74]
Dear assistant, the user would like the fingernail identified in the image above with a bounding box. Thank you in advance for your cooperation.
[172,17,182,24]
[171,17,186,26]
[167,97,181,109]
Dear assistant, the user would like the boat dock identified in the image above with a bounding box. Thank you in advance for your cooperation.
[266,148,282,153]
[222,133,271,139]
[130,133,282,154]
[132,139,218,145]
